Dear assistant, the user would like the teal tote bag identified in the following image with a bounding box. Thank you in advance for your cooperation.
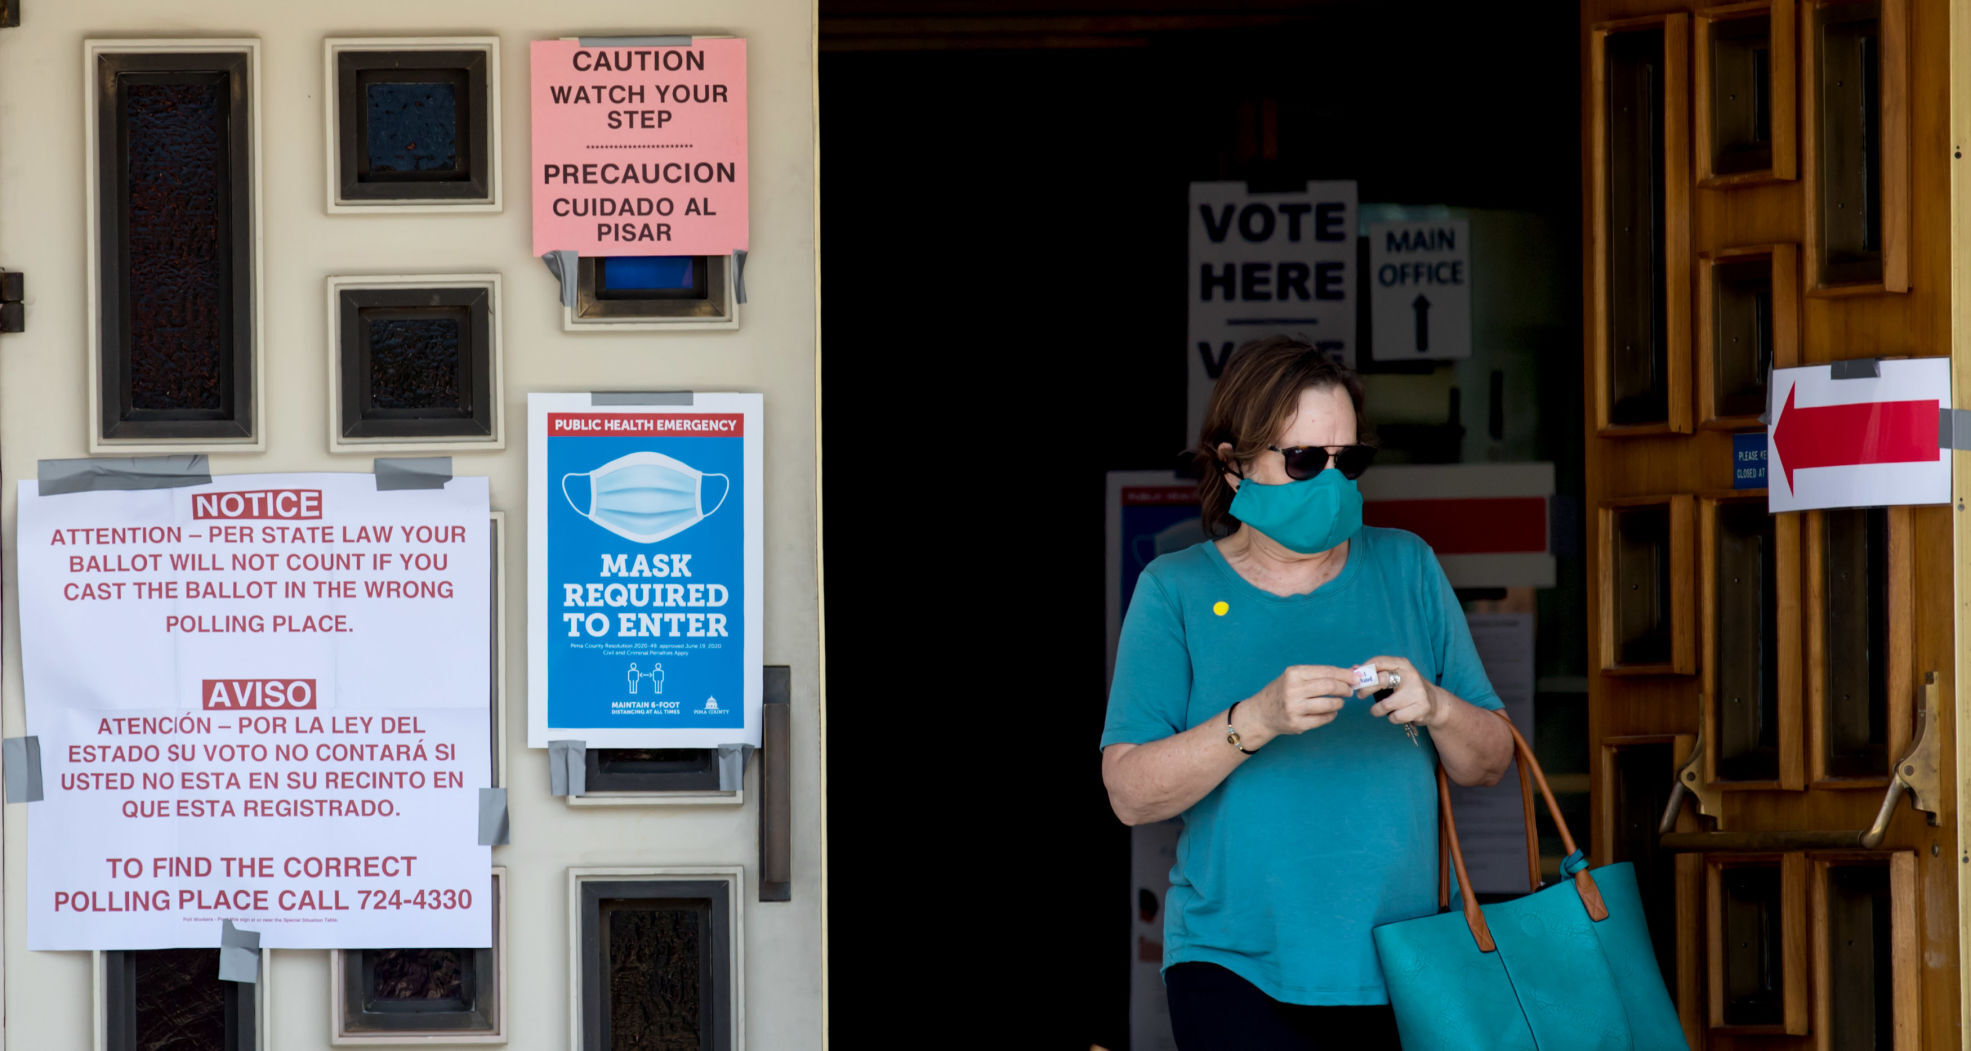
[1372,712,1687,1050]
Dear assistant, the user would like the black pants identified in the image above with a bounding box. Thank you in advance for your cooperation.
[1166,962,1401,1051]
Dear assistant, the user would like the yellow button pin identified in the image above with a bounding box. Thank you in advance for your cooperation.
[1212,601,1229,616]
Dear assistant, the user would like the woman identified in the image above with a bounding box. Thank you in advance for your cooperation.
[1101,336,1513,1050]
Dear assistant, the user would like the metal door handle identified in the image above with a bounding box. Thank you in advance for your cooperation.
[1860,671,1940,848]
[1658,719,1722,834]
[1659,673,1939,852]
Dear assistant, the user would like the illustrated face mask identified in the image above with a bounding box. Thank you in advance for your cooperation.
[561,451,730,545]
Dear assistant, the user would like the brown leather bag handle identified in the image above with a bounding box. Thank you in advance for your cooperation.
[1435,709,1609,953]
[1439,713,1539,907]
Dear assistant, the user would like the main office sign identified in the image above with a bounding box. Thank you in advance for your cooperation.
[530,37,749,257]
[1187,180,1357,441]
[528,393,764,749]
[17,474,492,950]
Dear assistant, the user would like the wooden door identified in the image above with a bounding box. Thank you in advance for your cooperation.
[1581,1,1957,1047]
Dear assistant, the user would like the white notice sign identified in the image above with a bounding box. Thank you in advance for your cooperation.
[1445,612,1536,894]
[1767,358,1950,513]
[1187,180,1357,440]
[1369,219,1471,360]
[19,474,491,950]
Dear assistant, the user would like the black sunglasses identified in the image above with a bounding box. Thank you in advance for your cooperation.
[1269,443,1377,481]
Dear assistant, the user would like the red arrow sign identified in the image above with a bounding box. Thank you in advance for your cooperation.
[1771,384,1940,493]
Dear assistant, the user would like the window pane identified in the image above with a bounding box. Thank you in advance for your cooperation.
[367,315,463,410]
[365,81,460,173]
[602,257,698,293]
[369,948,466,1005]
[126,79,228,413]
[134,947,226,1051]
[1822,508,1889,777]
[1604,28,1669,426]
[606,902,706,1051]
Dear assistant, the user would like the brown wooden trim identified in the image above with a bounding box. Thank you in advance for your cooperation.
[1802,0,1910,293]
[1696,243,1801,430]
[1705,852,1808,1033]
[1677,852,1705,1047]
[1890,850,1918,1051]
[1809,852,1919,1050]
[1806,507,1913,787]
[1598,734,1687,861]
[1695,0,1799,185]
[1589,15,1693,437]
[1597,495,1697,676]
[1878,0,1910,292]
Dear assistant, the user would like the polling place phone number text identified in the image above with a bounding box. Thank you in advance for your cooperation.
[360,888,474,911]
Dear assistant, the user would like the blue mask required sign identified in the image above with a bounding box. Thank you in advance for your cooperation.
[529,393,762,749]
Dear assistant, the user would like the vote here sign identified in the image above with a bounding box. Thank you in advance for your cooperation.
[17,474,491,950]
[531,38,748,257]
[1188,181,1357,441]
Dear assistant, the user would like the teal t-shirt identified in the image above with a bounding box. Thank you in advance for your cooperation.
[1101,526,1501,1005]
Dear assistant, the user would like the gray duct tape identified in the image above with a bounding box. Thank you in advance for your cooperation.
[478,787,510,845]
[1830,358,1881,379]
[374,457,453,491]
[578,36,693,47]
[541,250,579,308]
[218,920,261,983]
[716,743,752,792]
[592,391,694,406]
[549,740,587,797]
[3,736,41,803]
[733,249,748,305]
[1942,409,1971,451]
[38,455,210,496]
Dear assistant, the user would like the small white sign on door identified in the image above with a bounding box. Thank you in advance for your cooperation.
[1368,219,1471,360]
[1767,358,1950,513]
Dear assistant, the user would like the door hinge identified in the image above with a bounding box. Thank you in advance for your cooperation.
[0,270,23,332]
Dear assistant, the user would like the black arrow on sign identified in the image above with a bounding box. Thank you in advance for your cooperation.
[1411,295,1432,353]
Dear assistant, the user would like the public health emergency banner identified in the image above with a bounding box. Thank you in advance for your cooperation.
[17,474,491,950]
[528,393,763,749]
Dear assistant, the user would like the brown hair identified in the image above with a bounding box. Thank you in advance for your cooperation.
[1195,336,1369,538]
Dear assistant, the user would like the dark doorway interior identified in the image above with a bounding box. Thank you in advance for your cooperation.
[821,5,1582,1046]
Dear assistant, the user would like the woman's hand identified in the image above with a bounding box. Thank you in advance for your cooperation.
[1356,655,1443,730]
[1250,665,1357,740]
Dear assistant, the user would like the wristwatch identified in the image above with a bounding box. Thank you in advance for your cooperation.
[1226,701,1256,755]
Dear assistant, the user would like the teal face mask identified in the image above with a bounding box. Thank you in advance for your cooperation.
[1227,470,1364,554]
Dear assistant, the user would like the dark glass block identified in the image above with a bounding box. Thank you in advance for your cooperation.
[134,947,226,1051]
[608,904,704,1051]
[366,316,461,410]
[601,749,705,766]
[125,81,226,413]
[365,81,459,173]
[370,948,465,1003]
[601,257,697,293]
[1715,502,1780,782]
[1823,508,1890,777]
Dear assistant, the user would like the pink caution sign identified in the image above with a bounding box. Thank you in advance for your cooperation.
[530,38,748,258]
